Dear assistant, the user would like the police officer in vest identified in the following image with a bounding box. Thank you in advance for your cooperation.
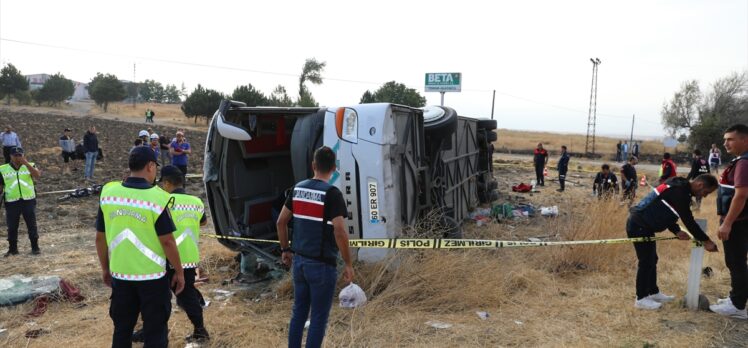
[277,146,353,348]
[132,165,209,343]
[95,146,185,347]
[1,147,41,256]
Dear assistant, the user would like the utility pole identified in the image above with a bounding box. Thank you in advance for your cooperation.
[491,90,496,119]
[629,114,635,145]
[584,58,601,157]
[132,63,137,108]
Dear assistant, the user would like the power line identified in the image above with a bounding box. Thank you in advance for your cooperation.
[1,37,662,123]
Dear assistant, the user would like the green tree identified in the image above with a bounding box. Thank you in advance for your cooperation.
[231,84,268,106]
[689,72,748,152]
[88,73,127,112]
[37,73,75,106]
[661,80,701,137]
[297,58,325,106]
[360,81,427,107]
[152,82,166,103]
[181,84,223,124]
[0,63,30,105]
[268,85,294,107]
[298,90,318,107]
[164,84,181,103]
[359,90,376,104]
[139,79,157,102]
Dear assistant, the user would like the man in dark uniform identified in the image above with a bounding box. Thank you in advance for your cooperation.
[621,156,638,204]
[95,146,185,347]
[712,124,748,319]
[557,145,570,192]
[627,175,719,310]
[1,147,42,256]
[593,164,619,198]
[276,146,354,348]
[687,149,710,210]
[533,143,548,187]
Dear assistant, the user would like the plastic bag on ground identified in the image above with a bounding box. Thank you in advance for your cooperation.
[339,283,367,308]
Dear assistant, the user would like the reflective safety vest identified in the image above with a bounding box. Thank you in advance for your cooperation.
[169,193,203,268]
[0,163,36,202]
[100,181,171,281]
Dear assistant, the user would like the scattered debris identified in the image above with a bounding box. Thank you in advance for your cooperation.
[0,275,60,306]
[540,206,559,217]
[476,311,489,320]
[514,320,524,325]
[469,208,494,226]
[511,183,533,193]
[24,328,50,338]
[0,328,7,338]
[211,289,235,301]
[426,321,453,329]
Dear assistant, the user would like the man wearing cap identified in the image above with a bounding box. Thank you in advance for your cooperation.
[1,147,42,256]
[59,128,76,175]
[95,146,185,347]
[133,165,210,342]
[149,133,161,163]
[138,130,149,145]
[1,126,22,164]
[83,126,99,181]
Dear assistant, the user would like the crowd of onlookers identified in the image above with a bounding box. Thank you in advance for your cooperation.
[528,140,726,205]
[0,122,192,183]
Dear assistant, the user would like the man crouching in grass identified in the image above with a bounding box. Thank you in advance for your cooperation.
[626,174,719,310]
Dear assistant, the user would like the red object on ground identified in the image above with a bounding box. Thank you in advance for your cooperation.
[26,295,49,317]
[59,279,85,302]
[512,183,533,193]
[25,279,85,318]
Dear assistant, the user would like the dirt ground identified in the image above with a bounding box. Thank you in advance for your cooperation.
[0,108,746,347]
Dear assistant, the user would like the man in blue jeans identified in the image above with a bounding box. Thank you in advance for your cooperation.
[83,125,98,181]
[276,146,354,348]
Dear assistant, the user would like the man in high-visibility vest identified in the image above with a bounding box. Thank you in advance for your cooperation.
[132,165,210,343]
[95,146,185,347]
[1,147,41,256]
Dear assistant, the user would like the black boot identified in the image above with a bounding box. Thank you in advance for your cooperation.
[30,239,41,255]
[186,327,210,343]
[4,240,18,257]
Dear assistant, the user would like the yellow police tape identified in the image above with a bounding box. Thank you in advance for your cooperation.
[202,233,683,249]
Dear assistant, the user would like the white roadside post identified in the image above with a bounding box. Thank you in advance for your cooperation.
[685,219,707,310]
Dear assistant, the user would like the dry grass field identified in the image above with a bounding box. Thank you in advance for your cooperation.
[101,102,206,129]
[0,109,744,347]
[495,129,683,159]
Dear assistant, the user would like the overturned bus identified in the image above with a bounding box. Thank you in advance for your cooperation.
[203,100,498,263]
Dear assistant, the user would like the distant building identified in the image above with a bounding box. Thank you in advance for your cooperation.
[25,73,50,90]
[25,73,90,101]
